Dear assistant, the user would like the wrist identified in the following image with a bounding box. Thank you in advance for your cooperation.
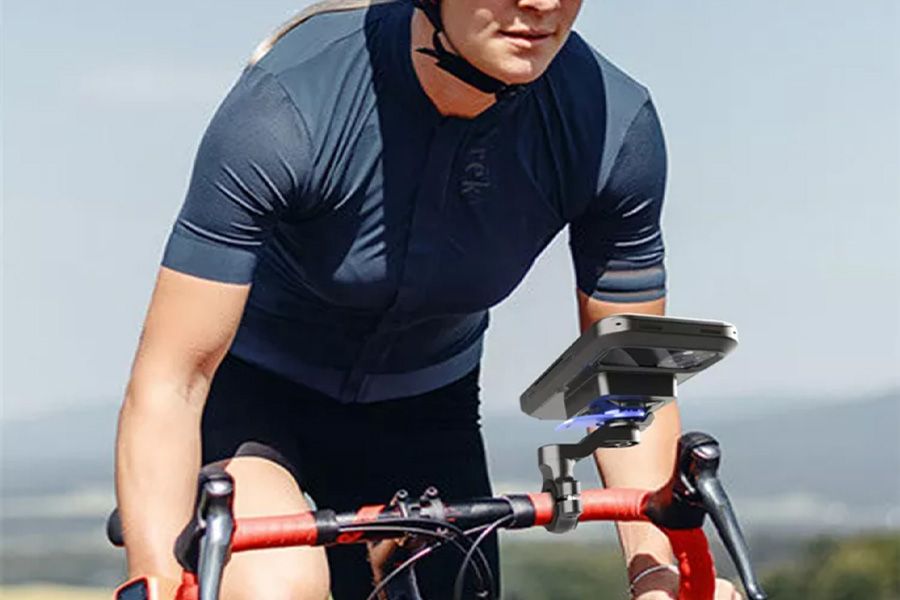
[627,550,675,582]
[623,530,677,599]
[629,563,679,598]
[619,523,674,579]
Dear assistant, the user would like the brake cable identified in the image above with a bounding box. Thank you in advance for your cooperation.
[346,517,494,586]
[366,544,435,600]
[453,514,515,600]
[341,520,495,598]
[362,514,515,600]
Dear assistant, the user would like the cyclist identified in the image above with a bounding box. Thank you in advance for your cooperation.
[115,1,742,599]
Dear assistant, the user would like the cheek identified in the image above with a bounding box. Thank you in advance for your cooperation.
[463,8,501,46]
[445,9,503,67]
[558,1,583,33]
[566,4,583,30]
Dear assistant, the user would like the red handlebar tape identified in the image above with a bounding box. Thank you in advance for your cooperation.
[178,573,198,600]
[529,489,716,600]
[232,512,319,551]
[667,528,716,600]
[178,490,716,600]
[527,488,649,526]
[336,505,384,544]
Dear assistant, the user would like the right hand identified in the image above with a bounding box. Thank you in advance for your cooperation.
[113,575,182,600]
[158,575,184,600]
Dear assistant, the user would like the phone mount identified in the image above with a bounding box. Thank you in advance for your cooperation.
[524,314,739,534]
[538,373,676,533]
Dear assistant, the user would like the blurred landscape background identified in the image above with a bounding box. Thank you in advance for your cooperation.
[2,389,899,597]
[2,0,898,598]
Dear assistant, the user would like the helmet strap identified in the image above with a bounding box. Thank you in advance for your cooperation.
[413,0,443,32]
[411,0,516,98]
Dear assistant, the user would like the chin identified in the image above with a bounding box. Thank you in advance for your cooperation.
[492,59,550,85]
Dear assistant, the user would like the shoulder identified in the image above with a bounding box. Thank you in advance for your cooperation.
[540,33,663,197]
[247,0,406,140]
[545,31,652,128]
[252,0,403,76]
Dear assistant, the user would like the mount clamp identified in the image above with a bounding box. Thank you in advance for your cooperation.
[538,419,648,533]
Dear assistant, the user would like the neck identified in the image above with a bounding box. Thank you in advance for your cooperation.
[410,10,497,119]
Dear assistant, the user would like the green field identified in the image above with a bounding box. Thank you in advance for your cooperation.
[3,533,898,600]
[0,586,110,600]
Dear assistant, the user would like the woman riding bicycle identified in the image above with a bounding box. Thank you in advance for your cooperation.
[115,1,742,598]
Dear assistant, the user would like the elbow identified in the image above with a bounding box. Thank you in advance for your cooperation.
[116,372,208,460]
[122,365,214,419]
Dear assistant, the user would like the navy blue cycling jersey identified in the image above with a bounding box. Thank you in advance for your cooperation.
[162,0,668,403]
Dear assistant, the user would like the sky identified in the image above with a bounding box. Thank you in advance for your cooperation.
[2,0,899,421]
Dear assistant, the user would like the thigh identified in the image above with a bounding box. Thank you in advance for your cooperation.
[203,357,500,599]
[201,355,330,599]
[320,430,499,600]
[302,371,500,600]
[201,354,305,481]
[216,456,330,600]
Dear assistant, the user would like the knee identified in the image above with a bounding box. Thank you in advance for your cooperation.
[222,548,331,600]
[213,456,330,599]
[231,578,330,600]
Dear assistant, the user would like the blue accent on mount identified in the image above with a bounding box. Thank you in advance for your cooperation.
[555,396,648,431]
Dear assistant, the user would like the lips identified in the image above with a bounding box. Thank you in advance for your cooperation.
[501,30,554,40]
[499,29,554,50]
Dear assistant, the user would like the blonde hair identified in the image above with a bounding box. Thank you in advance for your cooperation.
[250,0,402,66]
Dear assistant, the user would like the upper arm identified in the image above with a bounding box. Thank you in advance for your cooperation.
[129,268,251,403]
[161,66,313,285]
[130,67,312,397]
[570,100,668,331]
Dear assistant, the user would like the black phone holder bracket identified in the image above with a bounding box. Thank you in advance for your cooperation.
[538,372,676,534]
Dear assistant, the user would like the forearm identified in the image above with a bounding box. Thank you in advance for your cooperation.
[592,401,682,576]
[115,377,207,579]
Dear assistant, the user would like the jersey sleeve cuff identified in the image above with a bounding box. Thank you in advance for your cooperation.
[576,264,667,303]
[161,225,258,284]
[582,288,667,303]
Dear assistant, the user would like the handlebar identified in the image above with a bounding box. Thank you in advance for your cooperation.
[108,431,767,600]
[110,487,724,600]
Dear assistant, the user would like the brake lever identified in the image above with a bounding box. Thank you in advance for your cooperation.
[677,432,767,600]
[174,466,235,600]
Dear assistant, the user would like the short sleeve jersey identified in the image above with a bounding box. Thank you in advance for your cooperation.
[162,1,668,403]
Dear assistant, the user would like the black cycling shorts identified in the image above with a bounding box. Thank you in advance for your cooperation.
[201,353,498,600]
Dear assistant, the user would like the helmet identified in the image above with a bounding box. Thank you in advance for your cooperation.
[411,0,518,98]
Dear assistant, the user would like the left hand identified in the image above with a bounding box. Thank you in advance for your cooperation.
[631,567,743,599]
